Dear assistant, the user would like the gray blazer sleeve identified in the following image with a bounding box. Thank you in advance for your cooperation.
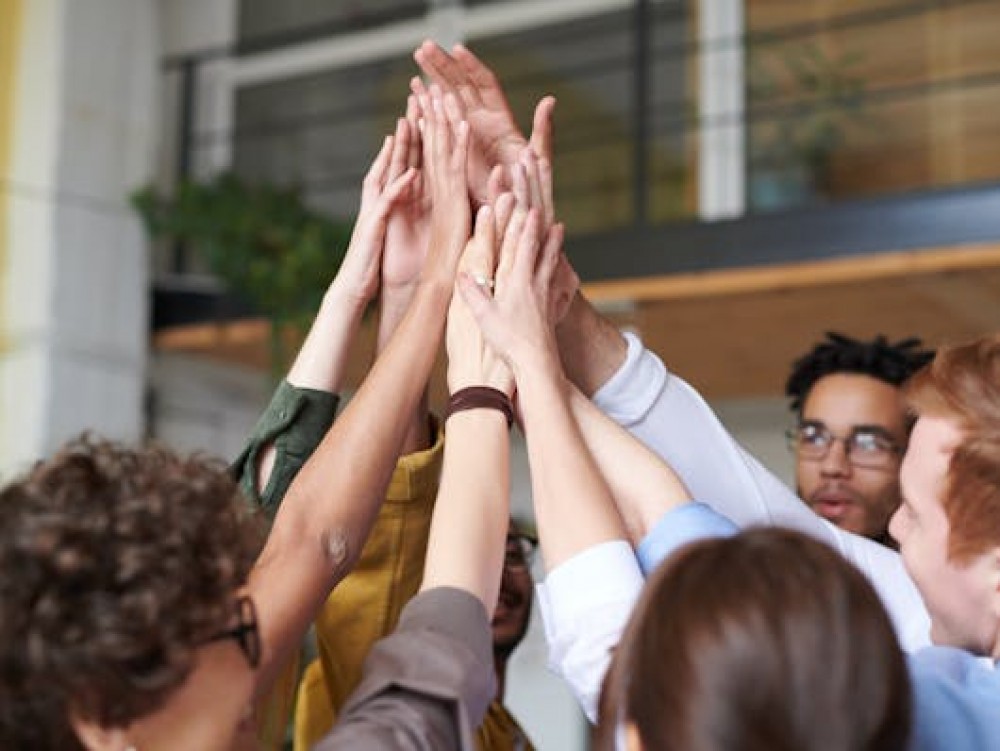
[314,586,496,751]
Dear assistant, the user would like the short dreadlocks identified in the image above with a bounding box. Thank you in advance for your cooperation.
[785,332,935,415]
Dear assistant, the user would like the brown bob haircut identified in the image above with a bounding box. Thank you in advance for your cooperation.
[904,334,1000,562]
[597,528,911,751]
[0,436,265,751]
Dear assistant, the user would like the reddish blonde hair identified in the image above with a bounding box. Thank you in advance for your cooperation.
[904,334,1000,562]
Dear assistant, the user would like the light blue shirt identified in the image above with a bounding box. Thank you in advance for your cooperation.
[639,503,1000,750]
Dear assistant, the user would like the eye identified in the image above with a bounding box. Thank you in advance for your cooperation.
[799,424,829,447]
[851,430,894,455]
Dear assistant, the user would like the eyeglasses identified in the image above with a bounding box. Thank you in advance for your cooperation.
[505,532,538,571]
[206,594,261,669]
[786,421,902,470]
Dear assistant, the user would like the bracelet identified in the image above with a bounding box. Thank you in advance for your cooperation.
[444,386,514,428]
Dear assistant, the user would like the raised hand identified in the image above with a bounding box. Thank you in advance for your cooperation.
[446,201,515,397]
[334,129,416,307]
[458,205,566,376]
[413,41,555,203]
[382,98,430,299]
[417,85,472,288]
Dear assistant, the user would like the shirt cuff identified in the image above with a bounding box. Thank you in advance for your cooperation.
[231,380,338,509]
[537,540,644,637]
[592,331,668,427]
[636,502,739,575]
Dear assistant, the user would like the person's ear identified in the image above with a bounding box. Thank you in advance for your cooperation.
[69,713,134,751]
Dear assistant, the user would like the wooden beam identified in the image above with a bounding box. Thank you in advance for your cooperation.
[582,242,1000,302]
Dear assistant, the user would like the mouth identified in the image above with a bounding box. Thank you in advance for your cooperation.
[809,489,859,522]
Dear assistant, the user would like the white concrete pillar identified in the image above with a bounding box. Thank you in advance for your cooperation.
[0,0,159,477]
[697,0,746,220]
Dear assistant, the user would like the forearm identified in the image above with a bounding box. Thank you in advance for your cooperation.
[253,281,365,494]
[420,410,509,615]
[378,287,431,454]
[250,279,453,695]
[568,385,691,546]
[287,279,367,390]
[516,349,627,571]
[555,292,628,397]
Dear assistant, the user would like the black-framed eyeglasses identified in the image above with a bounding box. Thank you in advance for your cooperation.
[786,420,902,470]
[207,594,261,669]
[505,532,538,570]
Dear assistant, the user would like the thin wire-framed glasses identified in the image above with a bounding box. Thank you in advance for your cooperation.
[206,594,261,669]
[505,532,538,571]
[786,420,902,470]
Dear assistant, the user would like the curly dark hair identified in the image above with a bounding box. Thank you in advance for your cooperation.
[0,435,266,751]
[785,331,935,415]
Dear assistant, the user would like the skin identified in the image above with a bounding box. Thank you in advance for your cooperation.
[797,373,909,539]
[889,415,1000,658]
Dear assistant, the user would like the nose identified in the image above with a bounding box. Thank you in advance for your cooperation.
[819,436,852,476]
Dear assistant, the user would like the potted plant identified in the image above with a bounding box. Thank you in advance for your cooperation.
[747,42,869,210]
[133,173,353,374]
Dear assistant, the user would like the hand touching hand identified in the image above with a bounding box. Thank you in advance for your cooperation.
[382,98,431,299]
[458,206,566,375]
[417,85,472,289]
[333,130,416,307]
[413,41,555,203]
[446,201,514,397]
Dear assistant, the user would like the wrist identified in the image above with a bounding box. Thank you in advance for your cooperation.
[445,386,514,428]
[324,277,370,318]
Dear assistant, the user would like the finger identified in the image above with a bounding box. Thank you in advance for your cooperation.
[521,150,545,218]
[496,206,526,286]
[386,118,409,182]
[512,208,542,282]
[405,99,423,170]
[363,134,395,194]
[462,204,496,275]
[416,40,482,109]
[452,44,501,106]
[380,167,418,209]
[493,192,515,239]
[486,165,505,205]
[442,92,465,131]
[511,162,529,209]
[414,41,459,93]
[529,96,556,163]
[409,75,429,100]
[457,271,496,324]
[537,154,555,228]
[451,119,470,179]
[537,222,564,284]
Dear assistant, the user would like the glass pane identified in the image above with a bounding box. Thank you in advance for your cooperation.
[747,0,1000,212]
[473,11,639,235]
[232,55,415,221]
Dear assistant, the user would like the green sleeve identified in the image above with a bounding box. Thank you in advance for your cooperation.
[230,379,339,513]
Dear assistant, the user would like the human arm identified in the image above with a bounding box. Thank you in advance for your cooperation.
[316,196,519,750]
[232,128,416,506]
[246,91,472,696]
[589,328,930,650]
[380,103,433,454]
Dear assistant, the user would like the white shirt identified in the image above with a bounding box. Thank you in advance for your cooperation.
[536,331,931,722]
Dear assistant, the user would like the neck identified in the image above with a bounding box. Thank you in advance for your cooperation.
[494,653,508,700]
